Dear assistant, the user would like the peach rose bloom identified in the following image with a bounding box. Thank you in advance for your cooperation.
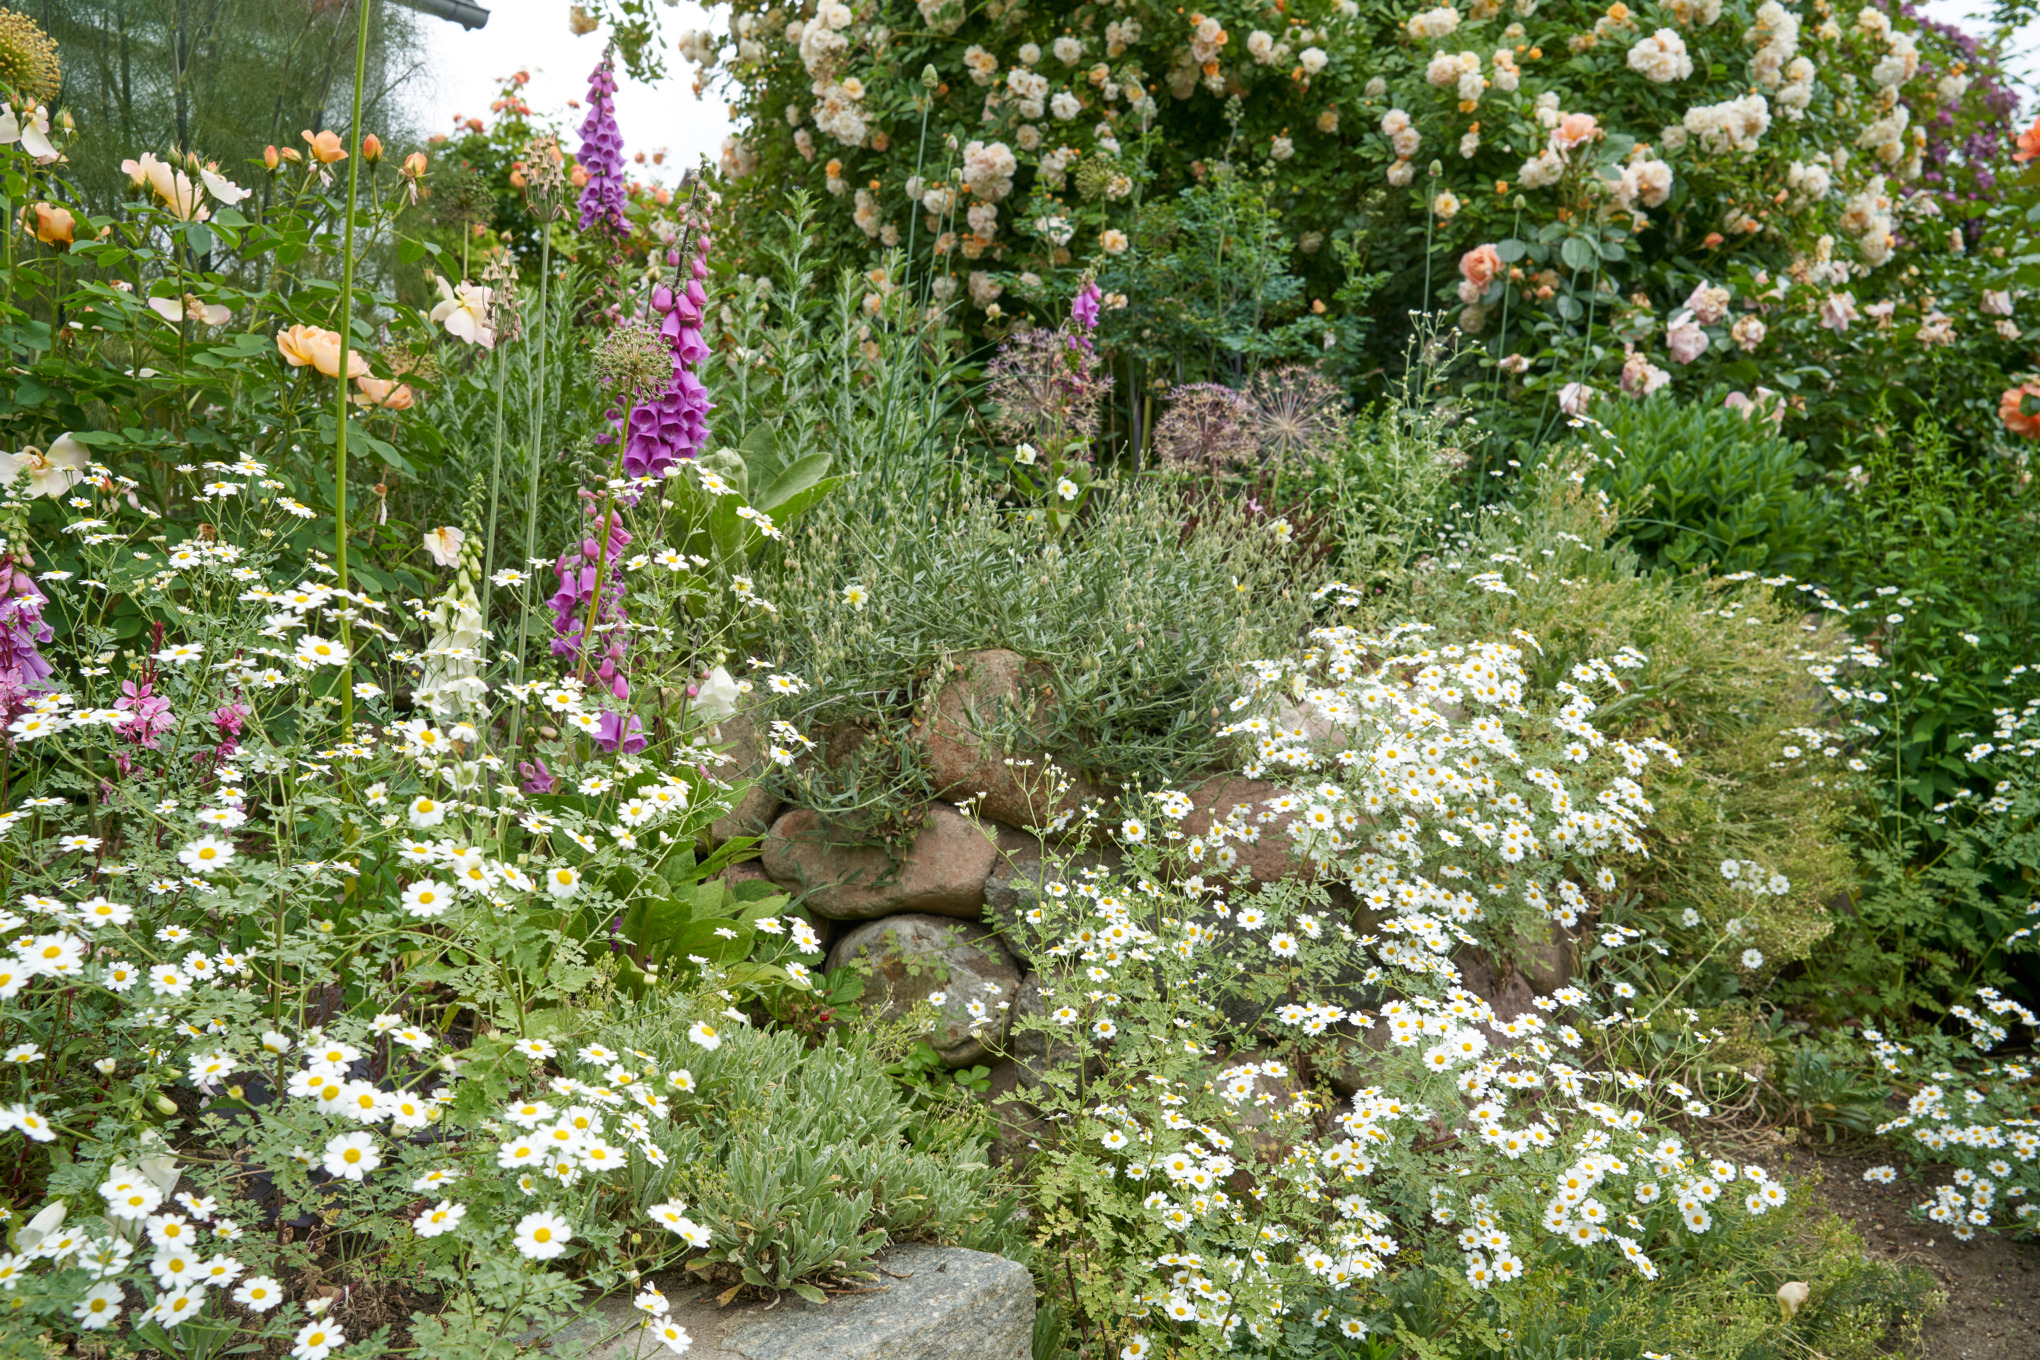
[1999,382,2040,440]
[276,325,370,379]
[1459,243,1504,289]
[1552,112,1600,150]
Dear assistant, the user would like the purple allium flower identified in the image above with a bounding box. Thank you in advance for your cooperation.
[985,326,1114,454]
[575,50,628,236]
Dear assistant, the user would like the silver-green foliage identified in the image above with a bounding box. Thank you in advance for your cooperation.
[626,1022,1014,1297]
[759,474,1312,801]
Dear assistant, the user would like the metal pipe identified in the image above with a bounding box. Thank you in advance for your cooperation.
[391,0,491,30]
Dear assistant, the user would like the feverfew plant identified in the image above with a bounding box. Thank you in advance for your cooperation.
[1003,627,1788,1356]
[1859,988,2040,1242]
[1221,617,1671,959]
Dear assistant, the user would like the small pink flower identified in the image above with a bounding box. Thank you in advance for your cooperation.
[1819,292,1860,333]
[1550,112,1600,151]
[1620,352,1670,398]
[1666,311,1709,364]
[1723,388,1785,426]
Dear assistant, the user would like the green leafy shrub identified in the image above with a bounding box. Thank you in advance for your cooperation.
[1389,461,1854,995]
[756,475,1311,831]
[660,0,2022,464]
[1759,414,2040,1018]
[1577,393,1834,576]
[607,1020,1018,1302]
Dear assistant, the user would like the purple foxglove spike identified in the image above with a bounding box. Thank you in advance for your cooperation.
[575,51,629,236]
[595,710,647,754]
[1072,280,1103,331]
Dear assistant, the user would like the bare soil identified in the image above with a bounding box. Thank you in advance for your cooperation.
[1787,1145,2040,1360]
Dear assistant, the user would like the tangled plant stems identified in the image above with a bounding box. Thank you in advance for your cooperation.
[321,0,387,735]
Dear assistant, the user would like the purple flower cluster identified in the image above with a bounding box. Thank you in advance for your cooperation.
[575,51,628,236]
[548,496,632,702]
[0,565,53,697]
[622,227,717,480]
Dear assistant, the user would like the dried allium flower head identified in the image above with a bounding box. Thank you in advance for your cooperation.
[1246,365,1344,461]
[1153,383,1257,470]
[481,255,523,343]
[524,134,567,200]
[593,320,670,410]
[984,326,1113,453]
[0,8,60,105]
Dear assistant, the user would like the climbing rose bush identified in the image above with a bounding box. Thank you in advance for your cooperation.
[683,0,2023,458]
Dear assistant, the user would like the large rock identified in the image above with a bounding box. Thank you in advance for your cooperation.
[921,650,1106,835]
[978,1059,1049,1169]
[708,713,785,845]
[981,826,1125,968]
[557,1243,1032,1360]
[1176,776,1311,886]
[827,914,1022,1067]
[1510,921,1572,995]
[761,805,996,921]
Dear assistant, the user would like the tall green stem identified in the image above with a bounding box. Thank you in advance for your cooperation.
[576,414,630,690]
[510,225,554,751]
[331,0,374,731]
[480,342,508,635]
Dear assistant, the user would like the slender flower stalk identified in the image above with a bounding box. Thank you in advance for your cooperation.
[330,0,374,731]
[577,426,629,693]
[511,139,564,748]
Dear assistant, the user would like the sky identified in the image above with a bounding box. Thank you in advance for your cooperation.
[406,0,733,181]
[402,0,2036,174]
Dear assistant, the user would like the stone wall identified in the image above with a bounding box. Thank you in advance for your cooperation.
[720,648,1574,1162]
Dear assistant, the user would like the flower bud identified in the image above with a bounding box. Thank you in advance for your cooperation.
[921,63,940,88]
[153,1095,179,1117]
[1428,159,1443,177]
[361,133,384,164]
[402,151,429,179]
[264,144,281,170]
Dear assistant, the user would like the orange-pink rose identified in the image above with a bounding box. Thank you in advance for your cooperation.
[1459,243,1504,289]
